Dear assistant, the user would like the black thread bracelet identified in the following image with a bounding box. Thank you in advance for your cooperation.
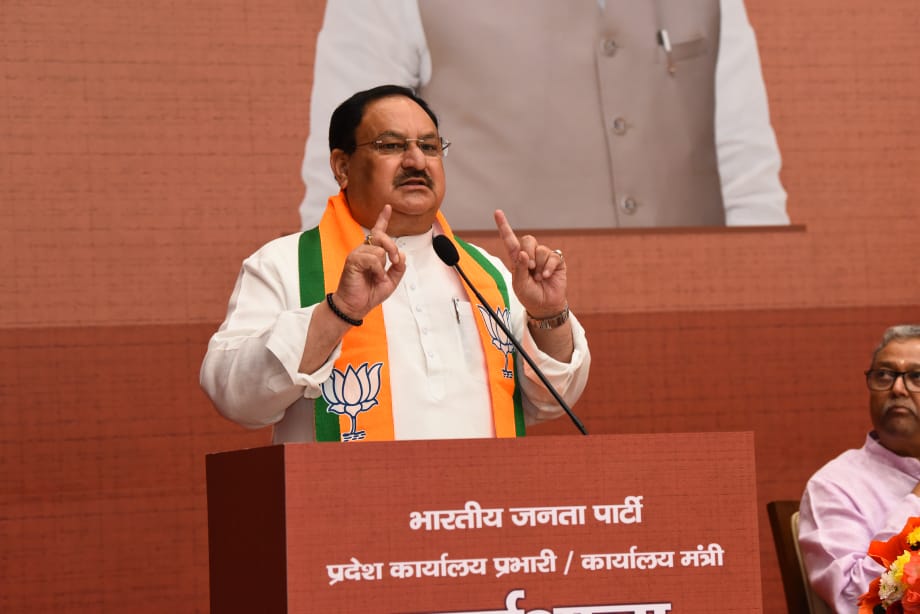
[326,292,363,327]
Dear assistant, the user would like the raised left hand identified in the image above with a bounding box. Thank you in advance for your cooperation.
[494,209,567,318]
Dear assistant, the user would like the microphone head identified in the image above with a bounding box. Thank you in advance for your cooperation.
[432,234,460,266]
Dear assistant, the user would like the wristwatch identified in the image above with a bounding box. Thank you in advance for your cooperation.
[527,306,570,330]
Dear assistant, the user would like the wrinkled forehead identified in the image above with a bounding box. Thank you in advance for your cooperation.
[358,96,439,138]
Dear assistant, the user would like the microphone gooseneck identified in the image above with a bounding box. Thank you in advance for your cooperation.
[433,234,588,435]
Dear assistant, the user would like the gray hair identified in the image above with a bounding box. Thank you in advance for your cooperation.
[871,325,920,366]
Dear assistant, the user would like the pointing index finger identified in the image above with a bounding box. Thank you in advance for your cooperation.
[494,209,521,259]
[368,205,403,266]
[372,204,392,236]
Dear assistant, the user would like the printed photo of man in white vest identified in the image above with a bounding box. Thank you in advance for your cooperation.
[297,0,790,230]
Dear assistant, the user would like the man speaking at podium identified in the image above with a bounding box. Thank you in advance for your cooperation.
[200,85,590,443]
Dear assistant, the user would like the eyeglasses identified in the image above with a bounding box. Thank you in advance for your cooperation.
[865,369,920,392]
[356,136,451,158]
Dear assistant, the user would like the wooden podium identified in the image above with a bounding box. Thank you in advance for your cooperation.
[206,432,761,613]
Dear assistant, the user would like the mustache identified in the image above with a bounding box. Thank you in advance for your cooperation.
[393,170,433,189]
[884,398,919,416]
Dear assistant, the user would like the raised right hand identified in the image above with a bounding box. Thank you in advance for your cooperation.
[331,205,407,321]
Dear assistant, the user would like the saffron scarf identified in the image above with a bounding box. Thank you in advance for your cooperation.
[298,192,524,441]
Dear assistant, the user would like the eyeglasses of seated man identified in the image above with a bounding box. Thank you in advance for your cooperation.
[865,369,920,392]
[356,136,451,158]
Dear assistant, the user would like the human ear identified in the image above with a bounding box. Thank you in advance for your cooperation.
[330,150,350,187]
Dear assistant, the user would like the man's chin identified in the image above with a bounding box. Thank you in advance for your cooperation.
[390,193,440,215]
[877,414,920,437]
[387,203,440,235]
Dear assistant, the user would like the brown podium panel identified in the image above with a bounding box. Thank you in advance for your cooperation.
[207,432,760,613]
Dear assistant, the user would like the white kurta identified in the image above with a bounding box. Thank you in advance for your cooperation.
[200,227,591,442]
[799,433,920,613]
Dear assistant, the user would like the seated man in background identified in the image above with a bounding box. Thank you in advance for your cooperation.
[200,85,591,443]
[799,325,920,612]
[298,0,789,230]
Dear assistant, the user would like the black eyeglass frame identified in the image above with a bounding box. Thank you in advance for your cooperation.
[865,368,920,392]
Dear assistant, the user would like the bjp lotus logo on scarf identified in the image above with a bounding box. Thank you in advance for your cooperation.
[320,362,383,442]
[477,305,514,379]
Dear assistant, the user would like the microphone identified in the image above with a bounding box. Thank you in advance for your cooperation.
[433,234,588,435]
